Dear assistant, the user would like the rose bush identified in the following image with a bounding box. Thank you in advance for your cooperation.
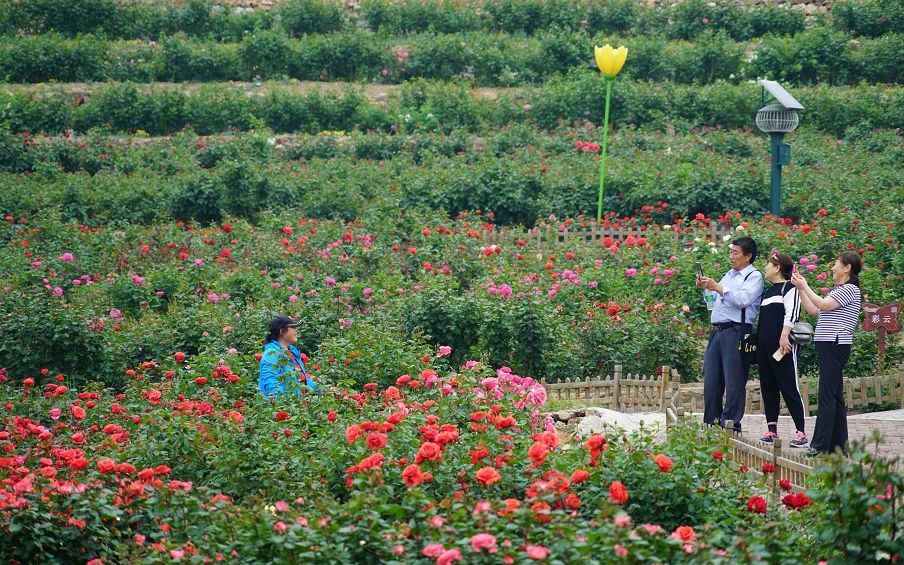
[2,350,900,563]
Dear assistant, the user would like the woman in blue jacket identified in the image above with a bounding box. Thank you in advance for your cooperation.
[259,314,318,397]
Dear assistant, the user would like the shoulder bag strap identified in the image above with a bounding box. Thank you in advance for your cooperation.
[739,270,757,326]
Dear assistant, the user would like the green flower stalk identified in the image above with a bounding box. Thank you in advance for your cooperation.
[593,44,628,222]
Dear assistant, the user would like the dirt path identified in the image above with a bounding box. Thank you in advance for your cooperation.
[6,80,520,107]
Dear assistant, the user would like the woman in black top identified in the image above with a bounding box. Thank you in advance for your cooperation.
[757,253,808,448]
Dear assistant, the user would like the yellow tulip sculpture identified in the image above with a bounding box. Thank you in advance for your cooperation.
[594,44,628,78]
[593,44,628,221]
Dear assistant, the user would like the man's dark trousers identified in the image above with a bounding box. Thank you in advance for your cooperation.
[703,325,749,431]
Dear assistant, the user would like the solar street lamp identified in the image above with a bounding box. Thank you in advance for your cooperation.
[755,80,803,217]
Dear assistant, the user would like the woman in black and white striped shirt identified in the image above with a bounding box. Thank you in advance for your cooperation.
[757,253,807,448]
[791,251,863,456]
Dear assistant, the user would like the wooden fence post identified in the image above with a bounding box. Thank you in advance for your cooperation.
[771,438,781,492]
[659,366,670,410]
[613,365,622,411]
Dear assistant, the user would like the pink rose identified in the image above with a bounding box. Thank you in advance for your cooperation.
[525,545,549,560]
[470,533,497,552]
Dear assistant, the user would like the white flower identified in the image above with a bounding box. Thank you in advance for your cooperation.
[707,241,716,247]
[735,225,745,231]
[722,234,731,242]
[662,224,671,230]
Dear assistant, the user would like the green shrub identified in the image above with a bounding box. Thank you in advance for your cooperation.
[855,33,904,84]
[239,30,295,79]
[833,0,903,37]
[749,27,853,86]
[1,0,120,36]
[0,289,108,386]
[169,172,226,225]
[184,85,256,134]
[76,82,188,135]
[360,0,487,33]
[274,0,348,36]
[585,0,640,35]
[0,34,106,82]
[302,32,385,82]
[1,28,899,87]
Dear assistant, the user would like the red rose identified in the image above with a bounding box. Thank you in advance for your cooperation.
[494,416,516,430]
[609,480,629,505]
[401,464,432,487]
[357,452,384,470]
[116,462,136,475]
[345,424,363,444]
[746,495,767,514]
[194,377,207,385]
[713,450,724,461]
[327,411,338,422]
[97,459,116,474]
[475,466,501,487]
[415,442,442,464]
[527,442,548,468]
[137,468,155,481]
[69,457,89,471]
[275,411,289,422]
[70,404,86,421]
[530,501,551,523]
[570,469,590,483]
[365,432,387,450]
[470,446,490,465]
[672,526,696,542]
[652,454,672,473]
[174,352,185,363]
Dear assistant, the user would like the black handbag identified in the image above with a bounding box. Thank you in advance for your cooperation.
[739,329,758,366]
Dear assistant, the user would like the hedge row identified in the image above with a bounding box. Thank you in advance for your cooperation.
[2,79,902,137]
[0,0,826,41]
[2,28,902,87]
[2,124,901,232]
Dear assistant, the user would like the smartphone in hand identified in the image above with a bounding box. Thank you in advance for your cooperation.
[695,262,704,278]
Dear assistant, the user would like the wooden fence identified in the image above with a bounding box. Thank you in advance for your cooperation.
[679,368,904,417]
[665,387,813,490]
[482,222,731,249]
[547,364,903,490]
[547,365,904,416]
[541,366,680,412]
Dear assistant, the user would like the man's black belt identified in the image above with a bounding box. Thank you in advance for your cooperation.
[712,321,742,331]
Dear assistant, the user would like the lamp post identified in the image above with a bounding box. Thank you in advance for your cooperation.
[754,80,803,217]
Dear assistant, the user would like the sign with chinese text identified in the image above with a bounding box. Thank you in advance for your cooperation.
[861,303,901,372]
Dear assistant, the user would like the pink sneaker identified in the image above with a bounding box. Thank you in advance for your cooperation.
[760,431,778,444]
[789,431,809,448]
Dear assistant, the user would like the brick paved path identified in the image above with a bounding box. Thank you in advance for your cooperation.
[732,409,904,460]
